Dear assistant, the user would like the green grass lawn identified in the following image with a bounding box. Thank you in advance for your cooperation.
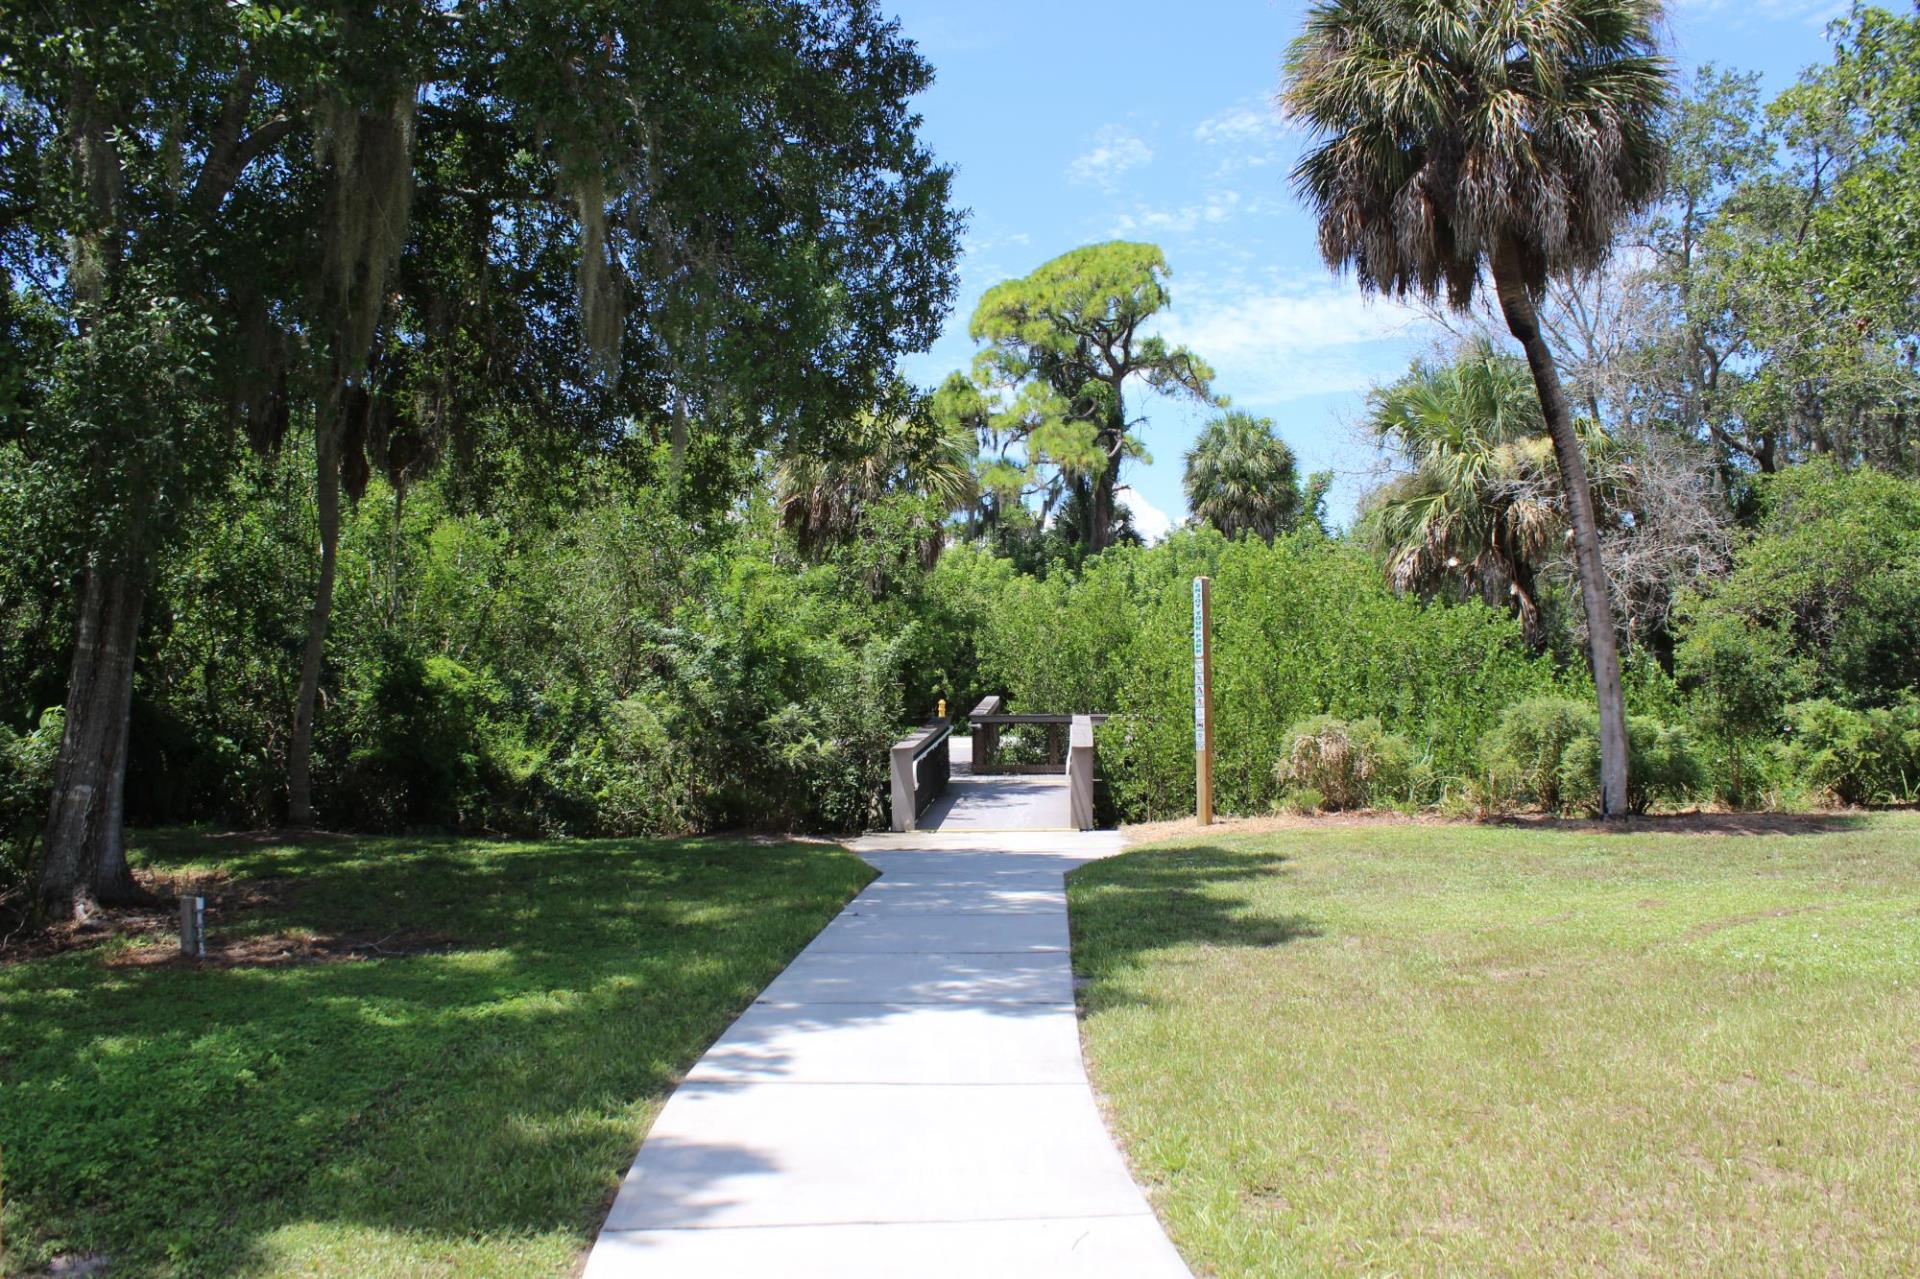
[0,830,872,1278]
[1069,814,1920,1277]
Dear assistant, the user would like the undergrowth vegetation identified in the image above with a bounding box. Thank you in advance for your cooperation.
[0,830,872,1276]
[4,458,1917,881]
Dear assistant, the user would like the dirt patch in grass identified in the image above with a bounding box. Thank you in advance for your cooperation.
[1683,904,1830,940]
[0,866,304,965]
[105,927,459,969]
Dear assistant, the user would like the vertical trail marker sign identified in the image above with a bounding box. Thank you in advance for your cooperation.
[1194,575,1214,825]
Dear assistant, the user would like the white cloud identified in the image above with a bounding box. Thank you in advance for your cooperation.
[1193,101,1285,146]
[1152,277,1432,401]
[1111,190,1252,237]
[1067,125,1154,192]
[1191,97,1296,177]
[1118,489,1175,543]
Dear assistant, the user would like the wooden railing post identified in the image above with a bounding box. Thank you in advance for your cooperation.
[890,738,918,832]
[969,695,1005,773]
[1068,714,1096,831]
[889,717,951,832]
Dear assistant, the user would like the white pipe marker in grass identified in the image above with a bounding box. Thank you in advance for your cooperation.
[180,895,206,958]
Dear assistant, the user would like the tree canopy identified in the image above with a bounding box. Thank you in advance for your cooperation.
[1283,0,1674,817]
[947,241,1217,555]
[1183,411,1316,544]
[0,0,961,917]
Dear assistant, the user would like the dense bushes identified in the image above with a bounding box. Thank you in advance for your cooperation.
[976,528,1573,821]
[1669,463,1920,807]
[0,709,61,915]
[1782,698,1920,807]
[1483,698,1593,813]
[0,448,933,842]
[1483,697,1702,815]
[1274,716,1415,812]
[4,451,1915,842]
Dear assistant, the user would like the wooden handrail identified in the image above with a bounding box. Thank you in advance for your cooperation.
[889,718,951,832]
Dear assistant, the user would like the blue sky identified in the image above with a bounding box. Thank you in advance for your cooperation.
[886,0,1853,535]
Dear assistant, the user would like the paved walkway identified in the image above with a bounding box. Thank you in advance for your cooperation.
[919,730,1073,831]
[583,829,1189,1278]
[919,773,1071,831]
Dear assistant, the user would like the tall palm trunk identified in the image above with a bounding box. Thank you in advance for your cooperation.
[287,405,342,827]
[39,552,148,918]
[1492,241,1629,818]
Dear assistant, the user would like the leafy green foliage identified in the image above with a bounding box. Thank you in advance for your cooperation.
[0,830,871,1275]
[1360,341,1564,644]
[1484,697,1595,813]
[1281,0,1669,305]
[1678,462,1920,711]
[1273,715,1416,812]
[1562,717,1704,816]
[1781,697,1920,806]
[1182,411,1314,542]
[1487,696,1703,815]
[972,529,1567,821]
[0,708,62,921]
[947,242,1217,555]
[1636,15,1920,478]
[0,442,942,843]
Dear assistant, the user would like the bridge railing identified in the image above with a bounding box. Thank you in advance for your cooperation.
[1067,715,1097,830]
[969,695,1106,777]
[888,717,951,832]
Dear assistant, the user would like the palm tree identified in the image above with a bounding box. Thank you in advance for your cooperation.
[1282,0,1670,817]
[1362,343,1562,645]
[776,408,978,564]
[1184,411,1305,542]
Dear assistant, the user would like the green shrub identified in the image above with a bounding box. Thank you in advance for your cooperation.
[1485,697,1592,812]
[1279,785,1326,815]
[572,693,711,835]
[1273,715,1413,811]
[1780,698,1920,806]
[1678,462,1920,711]
[333,646,514,830]
[1488,697,1705,814]
[1561,717,1706,815]
[0,708,62,921]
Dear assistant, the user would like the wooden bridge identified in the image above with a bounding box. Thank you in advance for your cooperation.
[888,697,1103,833]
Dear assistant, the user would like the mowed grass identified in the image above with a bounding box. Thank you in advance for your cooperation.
[0,830,872,1278]
[1068,814,1920,1277]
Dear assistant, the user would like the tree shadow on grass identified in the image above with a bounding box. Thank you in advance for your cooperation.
[1485,811,1879,837]
[1066,844,1319,1006]
[0,830,870,1277]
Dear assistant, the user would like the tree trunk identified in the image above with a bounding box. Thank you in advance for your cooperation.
[1089,418,1127,554]
[39,555,149,919]
[287,412,342,827]
[1492,244,1630,818]
[1510,558,1545,653]
[1090,460,1116,554]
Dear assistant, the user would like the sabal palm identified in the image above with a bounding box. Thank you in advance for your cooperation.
[1184,411,1304,542]
[776,410,978,560]
[1282,0,1670,816]
[1363,344,1561,643]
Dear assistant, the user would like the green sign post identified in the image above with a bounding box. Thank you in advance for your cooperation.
[1193,575,1213,825]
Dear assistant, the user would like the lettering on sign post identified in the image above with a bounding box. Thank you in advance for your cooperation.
[1193,576,1214,825]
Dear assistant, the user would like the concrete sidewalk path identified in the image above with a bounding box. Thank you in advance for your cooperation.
[582,830,1189,1279]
